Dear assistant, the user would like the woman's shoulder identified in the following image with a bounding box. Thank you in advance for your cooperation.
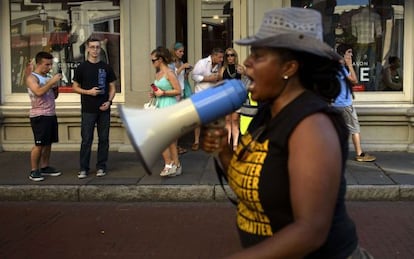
[165,68,178,78]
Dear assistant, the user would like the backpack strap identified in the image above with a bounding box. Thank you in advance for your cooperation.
[214,157,238,206]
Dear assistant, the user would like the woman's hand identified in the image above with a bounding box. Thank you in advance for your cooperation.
[153,89,165,97]
[183,63,193,70]
[236,65,245,75]
[201,123,233,176]
[201,126,228,153]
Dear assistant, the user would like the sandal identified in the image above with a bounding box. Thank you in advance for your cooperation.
[191,143,199,151]
[160,163,173,177]
[177,146,187,155]
[168,163,182,177]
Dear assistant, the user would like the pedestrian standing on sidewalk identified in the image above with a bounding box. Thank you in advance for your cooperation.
[169,42,193,155]
[334,43,376,162]
[219,47,244,150]
[72,38,116,179]
[191,47,224,151]
[26,51,63,181]
[151,46,182,177]
[201,8,373,258]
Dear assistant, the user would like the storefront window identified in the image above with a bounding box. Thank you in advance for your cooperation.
[9,0,120,93]
[292,0,404,92]
[201,0,233,57]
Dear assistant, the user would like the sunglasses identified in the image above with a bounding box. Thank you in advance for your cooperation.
[151,58,159,63]
[226,53,236,57]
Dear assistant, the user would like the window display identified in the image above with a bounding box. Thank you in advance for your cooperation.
[292,0,405,92]
[9,0,120,93]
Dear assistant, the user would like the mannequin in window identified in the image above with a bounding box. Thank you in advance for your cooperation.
[351,6,382,91]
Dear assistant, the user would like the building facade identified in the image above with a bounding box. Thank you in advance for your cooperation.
[0,0,413,152]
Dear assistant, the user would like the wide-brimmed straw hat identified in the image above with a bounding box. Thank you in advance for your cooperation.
[235,7,341,61]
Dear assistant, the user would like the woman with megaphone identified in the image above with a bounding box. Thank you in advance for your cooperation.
[150,46,182,177]
[201,7,371,259]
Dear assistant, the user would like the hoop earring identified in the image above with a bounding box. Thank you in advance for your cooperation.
[283,75,289,80]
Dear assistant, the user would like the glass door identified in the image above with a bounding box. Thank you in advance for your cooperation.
[201,0,233,57]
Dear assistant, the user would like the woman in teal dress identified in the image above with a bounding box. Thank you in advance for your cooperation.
[151,46,182,177]
[154,76,178,108]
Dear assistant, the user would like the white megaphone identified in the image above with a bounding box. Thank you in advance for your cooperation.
[118,79,247,175]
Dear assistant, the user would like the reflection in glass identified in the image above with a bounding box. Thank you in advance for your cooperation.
[292,0,405,92]
[9,0,120,93]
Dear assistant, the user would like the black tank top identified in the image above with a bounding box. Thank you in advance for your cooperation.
[228,91,358,258]
[222,64,242,80]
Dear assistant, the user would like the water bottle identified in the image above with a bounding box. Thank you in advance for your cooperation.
[98,68,106,95]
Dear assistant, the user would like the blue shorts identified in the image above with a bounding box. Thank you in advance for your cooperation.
[30,115,59,146]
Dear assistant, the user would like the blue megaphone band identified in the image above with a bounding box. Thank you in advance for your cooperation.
[190,79,247,124]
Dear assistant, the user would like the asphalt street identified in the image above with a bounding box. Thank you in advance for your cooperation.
[1,201,413,259]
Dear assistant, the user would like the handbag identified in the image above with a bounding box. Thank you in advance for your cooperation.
[143,97,157,109]
[183,79,193,99]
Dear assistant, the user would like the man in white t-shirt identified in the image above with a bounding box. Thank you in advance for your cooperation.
[190,48,224,150]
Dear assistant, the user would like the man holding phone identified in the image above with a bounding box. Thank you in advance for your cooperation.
[72,38,117,179]
[26,51,62,181]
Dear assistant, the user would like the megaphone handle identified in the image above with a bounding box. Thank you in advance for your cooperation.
[204,116,227,159]
[207,117,237,204]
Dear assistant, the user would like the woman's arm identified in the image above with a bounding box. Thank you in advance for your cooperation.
[227,113,342,258]
[164,70,182,96]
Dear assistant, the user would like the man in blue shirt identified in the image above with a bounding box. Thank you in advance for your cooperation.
[333,43,376,162]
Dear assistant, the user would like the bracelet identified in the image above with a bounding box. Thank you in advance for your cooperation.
[108,100,113,105]
[163,90,166,96]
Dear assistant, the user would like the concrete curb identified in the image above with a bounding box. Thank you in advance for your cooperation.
[0,185,413,202]
[346,185,414,201]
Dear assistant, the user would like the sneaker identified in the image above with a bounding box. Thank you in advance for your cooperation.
[160,163,174,177]
[355,152,376,162]
[78,170,88,179]
[96,169,107,177]
[40,166,62,177]
[29,170,45,182]
[168,164,182,177]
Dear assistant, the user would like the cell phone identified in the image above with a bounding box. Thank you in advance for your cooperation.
[151,83,159,91]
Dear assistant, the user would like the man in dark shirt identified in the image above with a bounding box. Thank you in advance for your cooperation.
[72,38,116,179]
